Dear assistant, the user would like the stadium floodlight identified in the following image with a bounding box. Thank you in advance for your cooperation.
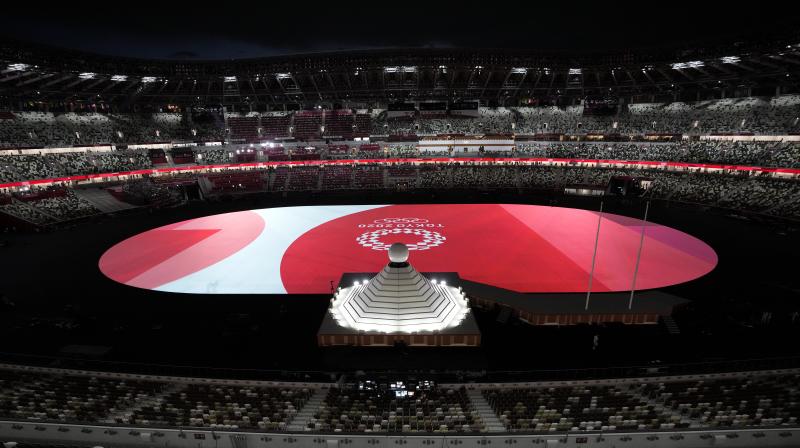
[721,56,741,64]
[569,68,582,75]
[6,63,31,71]
[511,67,527,74]
[223,76,237,82]
[275,73,291,79]
[111,75,128,82]
[672,60,704,70]
[141,77,157,83]
[78,72,96,79]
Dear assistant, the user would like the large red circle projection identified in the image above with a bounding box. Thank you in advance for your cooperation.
[99,204,717,294]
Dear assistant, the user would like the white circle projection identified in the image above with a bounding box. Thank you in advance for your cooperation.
[99,204,718,295]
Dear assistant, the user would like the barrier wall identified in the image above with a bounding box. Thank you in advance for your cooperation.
[1,157,799,191]
[1,420,798,448]
[417,139,515,152]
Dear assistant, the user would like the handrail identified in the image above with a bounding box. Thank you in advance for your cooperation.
[1,351,799,383]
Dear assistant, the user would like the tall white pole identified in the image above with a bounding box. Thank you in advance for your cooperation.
[585,201,604,310]
[629,201,650,310]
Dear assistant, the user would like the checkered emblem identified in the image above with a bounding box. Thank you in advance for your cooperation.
[356,228,446,251]
[373,218,430,224]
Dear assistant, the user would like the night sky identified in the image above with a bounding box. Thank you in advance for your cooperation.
[1,2,798,60]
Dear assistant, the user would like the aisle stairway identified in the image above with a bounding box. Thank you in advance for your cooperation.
[661,315,681,335]
[74,188,137,213]
[286,386,328,432]
[466,388,505,432]
[103,382,185,424]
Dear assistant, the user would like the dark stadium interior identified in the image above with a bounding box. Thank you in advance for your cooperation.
[1,191,798,376]
[2,4,797,59]
[2,6,800,447]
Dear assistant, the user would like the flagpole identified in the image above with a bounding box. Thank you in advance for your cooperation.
[585,200,604,310]
[629,201,650,310]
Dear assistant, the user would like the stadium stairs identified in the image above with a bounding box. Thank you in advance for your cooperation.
[73,188,137,213]
[286,386,328,431]
[197,176,215,197]
[661,315,681,335]
[465,388,506,432]
[102,381,185,424]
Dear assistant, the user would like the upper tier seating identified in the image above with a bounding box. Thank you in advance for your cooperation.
[228,117,260,141]
[293,111,323,140]
[0,97,797,149]
[261,114,292,138]
[324,110,354,139]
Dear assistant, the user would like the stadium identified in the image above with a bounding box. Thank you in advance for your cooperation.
[0,6,800,447]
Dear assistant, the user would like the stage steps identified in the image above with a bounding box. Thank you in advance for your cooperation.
[466,388,506,433]
[661,315,681,335]
[73,188,137,213]
[286,386,328,432]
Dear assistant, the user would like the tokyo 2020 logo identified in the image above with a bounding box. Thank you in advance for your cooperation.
[355,218,446,251]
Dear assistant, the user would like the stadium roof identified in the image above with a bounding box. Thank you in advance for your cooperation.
[1,35,799,107]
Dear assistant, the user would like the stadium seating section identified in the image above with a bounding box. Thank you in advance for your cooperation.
[1,98,799,150]
[0,96,799,226]
[1,367,798,433]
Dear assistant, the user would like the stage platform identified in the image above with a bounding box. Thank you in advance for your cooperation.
[317,270,685,348]
[318,272,481,347]
[462,279,688,325]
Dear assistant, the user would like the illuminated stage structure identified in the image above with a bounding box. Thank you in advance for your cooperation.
[318,243,481,347]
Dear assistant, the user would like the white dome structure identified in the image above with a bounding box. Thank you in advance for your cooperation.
[388,242,409,263]
[328,243,470,334]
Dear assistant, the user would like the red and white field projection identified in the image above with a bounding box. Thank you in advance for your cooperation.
[99,204,717,294]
